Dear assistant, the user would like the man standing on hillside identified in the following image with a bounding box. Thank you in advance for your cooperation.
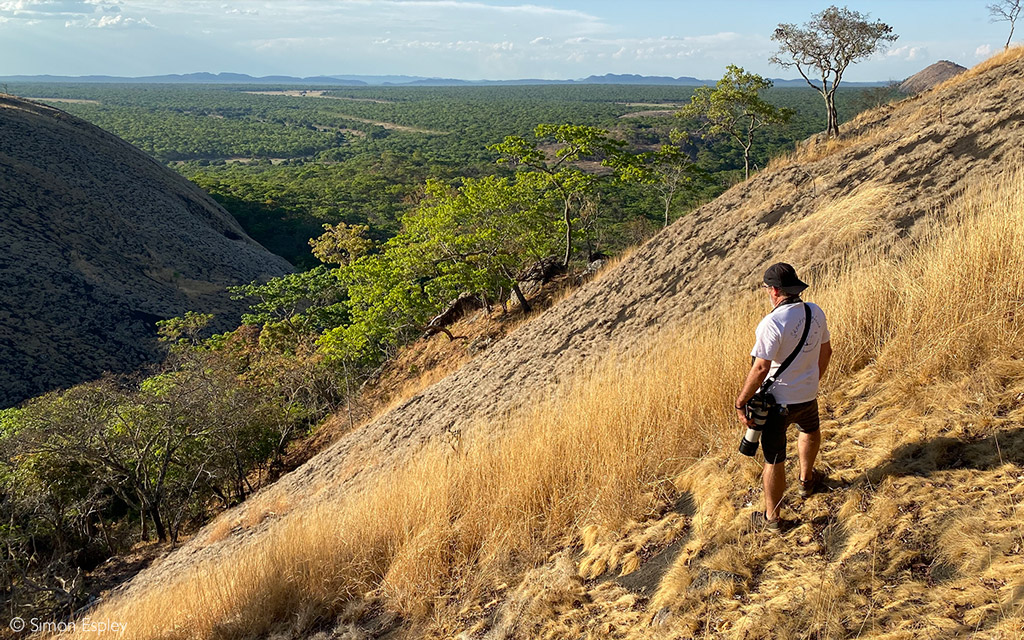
[735,263,832,531]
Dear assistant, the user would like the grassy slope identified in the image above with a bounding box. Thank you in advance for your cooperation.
[67,49,1024,640]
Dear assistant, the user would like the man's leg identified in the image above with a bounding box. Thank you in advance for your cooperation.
[762,462,786,520]
[759,411,787,521]
[797,429,821,482]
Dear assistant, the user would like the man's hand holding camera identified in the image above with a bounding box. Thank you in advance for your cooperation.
[735,401,754,428]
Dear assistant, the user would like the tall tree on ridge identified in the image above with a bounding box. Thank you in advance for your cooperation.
[771,5,898,138]
[989,0,1022,50]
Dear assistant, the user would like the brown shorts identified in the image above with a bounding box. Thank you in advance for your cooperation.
[761,399,820,464]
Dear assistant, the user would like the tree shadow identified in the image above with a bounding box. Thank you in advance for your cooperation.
[811,427,1024,584]
[832,426,1024,630]
[863,426,1024,484]
[598,492,695,597]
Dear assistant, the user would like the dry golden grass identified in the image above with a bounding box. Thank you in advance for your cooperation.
[800,123,896,166]
[765,97,900,172]
[764,49,1024,174]
[67,257,762,639]
[758,182,896,259]
[642,169,1024,639]
[65,176,1024,638]
[932,45,1024,94]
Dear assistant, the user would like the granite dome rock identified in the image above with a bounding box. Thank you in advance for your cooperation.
[0,95,292,408]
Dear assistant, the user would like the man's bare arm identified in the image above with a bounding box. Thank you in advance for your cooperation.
[818,341,832,380]
[736,358,772,407]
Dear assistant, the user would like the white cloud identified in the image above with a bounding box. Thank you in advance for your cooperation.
[1,0,125,25]
[66,12,151,27]
[388,1,600,23]
[223,4,257,16]
[975,43,992,58]
[249,36,339,53]
[550,32,767,67]
[886,45,925,61]
[364,28,772,79]
[685,32,743,46]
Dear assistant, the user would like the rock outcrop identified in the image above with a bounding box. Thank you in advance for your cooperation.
[899,60,967,94]
[0,95,292,407]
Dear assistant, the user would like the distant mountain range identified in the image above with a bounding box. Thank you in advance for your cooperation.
[0,71,891,87]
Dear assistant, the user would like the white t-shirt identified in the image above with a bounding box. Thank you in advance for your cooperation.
[750,300,830,405]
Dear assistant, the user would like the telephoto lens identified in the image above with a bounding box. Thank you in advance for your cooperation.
[738,395,771,457]
[738,424,761,456]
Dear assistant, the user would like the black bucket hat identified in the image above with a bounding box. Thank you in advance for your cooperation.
[763,262,808,295]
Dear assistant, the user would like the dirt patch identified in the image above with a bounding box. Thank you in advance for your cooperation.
[615,102,684,108]
[328,114,446,135]
[312,124,365,136]
[22,97,101,105]
[245,90,393,104]
[619,109,677,119]
[242,91,442,133]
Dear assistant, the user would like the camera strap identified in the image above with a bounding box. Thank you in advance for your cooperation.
[758,302,812,396]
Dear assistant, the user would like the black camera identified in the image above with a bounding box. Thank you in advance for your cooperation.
[738,392,774,456]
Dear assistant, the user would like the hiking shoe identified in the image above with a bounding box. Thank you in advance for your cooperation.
[751,511,782,533]
[799,469,825,498]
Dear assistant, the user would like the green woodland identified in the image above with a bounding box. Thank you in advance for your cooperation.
[15,83,883,265]
[1,78,899,617]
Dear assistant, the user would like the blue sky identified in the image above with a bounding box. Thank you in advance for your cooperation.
[0,1,1013,80]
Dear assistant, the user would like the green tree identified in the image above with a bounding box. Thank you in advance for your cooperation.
[771,5,898,137]
[229,267,347,340]
[308,222,374,266]
[404,175,559,312]
[490,124,624,267]
[318,174,560,364]
[11,381,186,543]
[8,351,307,545]
[678,66,792,181]
[318,245,434,366]
[611,143,702,227]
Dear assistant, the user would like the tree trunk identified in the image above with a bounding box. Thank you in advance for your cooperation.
[148,502,167,542]
[744,119,755,180]
[562,201,573,268]
[139,495,148,541]
[825,94,840,138]
[499,265,532,314]
[510,281,531,313]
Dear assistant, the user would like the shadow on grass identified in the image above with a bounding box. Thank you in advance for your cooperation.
[597,492,695,597]
[865,426,1024,483]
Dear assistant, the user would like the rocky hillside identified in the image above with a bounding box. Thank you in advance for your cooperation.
[899,59,967,94]
[0,96,292,408]
[83,49,1024,639]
